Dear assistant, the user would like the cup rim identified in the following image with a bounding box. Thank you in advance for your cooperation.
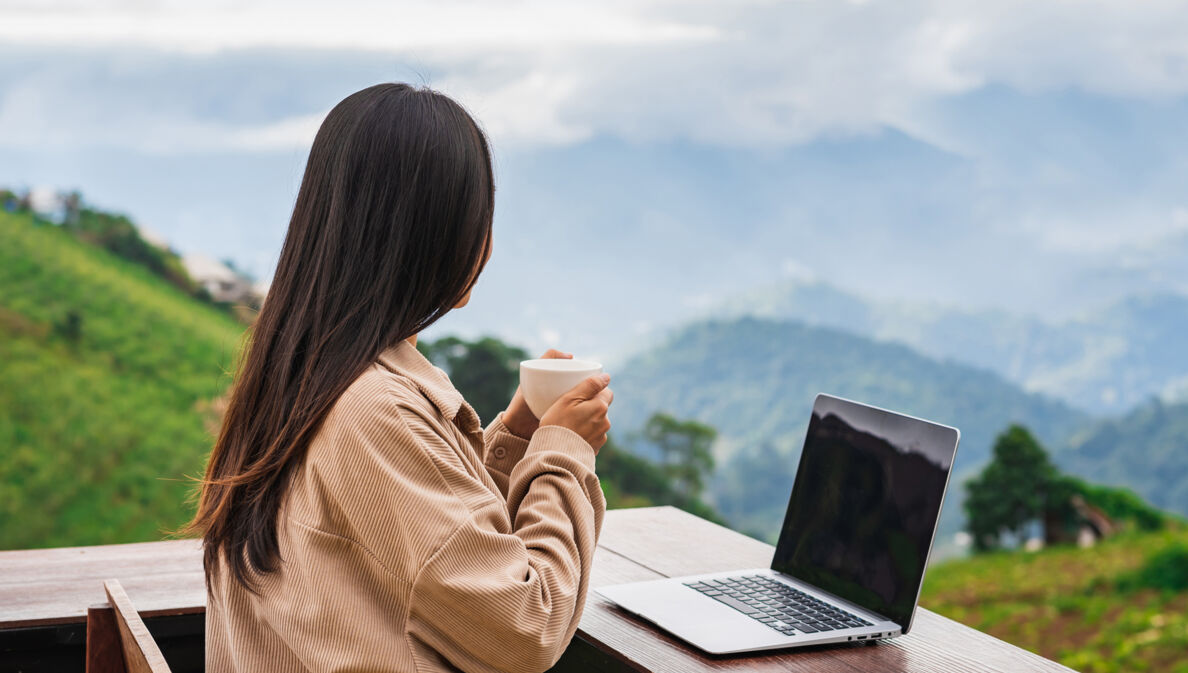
[520,358,602,371]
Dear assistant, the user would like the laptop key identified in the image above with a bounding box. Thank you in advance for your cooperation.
[713,595,763,616]
[793,623,818,633]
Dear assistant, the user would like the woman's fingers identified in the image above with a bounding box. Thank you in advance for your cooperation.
[541,349,573,359]
[538,371,612,451]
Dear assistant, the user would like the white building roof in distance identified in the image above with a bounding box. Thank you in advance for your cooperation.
[137,225,172,251]
[182,252,239,284]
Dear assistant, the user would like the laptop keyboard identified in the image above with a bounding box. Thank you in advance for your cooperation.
[684,574,873,637]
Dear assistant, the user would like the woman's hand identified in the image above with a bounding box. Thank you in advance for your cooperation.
[502,348,572,438]
[539,374,614,452]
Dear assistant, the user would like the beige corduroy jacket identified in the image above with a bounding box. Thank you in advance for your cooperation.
[205,339,606,673]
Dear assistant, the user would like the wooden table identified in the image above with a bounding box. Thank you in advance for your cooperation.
[0,506,1075,672]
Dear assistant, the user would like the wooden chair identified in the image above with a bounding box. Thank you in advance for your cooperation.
[85,579,172,673]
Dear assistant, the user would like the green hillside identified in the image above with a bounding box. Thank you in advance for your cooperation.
[0,210,243,549]
[610,316,1088,544]
[921,525,1188,673]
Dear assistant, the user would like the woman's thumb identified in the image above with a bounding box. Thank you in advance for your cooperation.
[571,373,611,400]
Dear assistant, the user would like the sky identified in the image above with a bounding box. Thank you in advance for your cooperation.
[3,0,1188,361]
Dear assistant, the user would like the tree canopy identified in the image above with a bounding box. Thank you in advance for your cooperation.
[965,424,1058,551]
[965,423,1169,552]
[417,335,528,424]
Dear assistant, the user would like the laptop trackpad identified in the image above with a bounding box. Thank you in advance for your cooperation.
[598,579,791,654]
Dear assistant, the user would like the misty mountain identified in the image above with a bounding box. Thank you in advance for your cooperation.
[710,279,1188,414]
[1056,398,1188,518]
[608,315,1088,546]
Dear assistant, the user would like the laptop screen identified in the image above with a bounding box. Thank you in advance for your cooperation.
[770,394,958,630]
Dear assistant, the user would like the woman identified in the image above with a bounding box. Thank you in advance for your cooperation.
[189,83,613,673]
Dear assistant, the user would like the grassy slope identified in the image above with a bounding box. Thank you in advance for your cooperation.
[0,211,244,549]
[921,525,1188,673]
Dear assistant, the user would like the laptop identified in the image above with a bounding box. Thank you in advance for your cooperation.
[596,393,960,654]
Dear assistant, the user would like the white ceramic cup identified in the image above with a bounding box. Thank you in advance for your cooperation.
[519,358,604,419]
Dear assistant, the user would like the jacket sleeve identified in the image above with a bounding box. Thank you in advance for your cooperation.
[481,411,533,499]
[394,407,606,673]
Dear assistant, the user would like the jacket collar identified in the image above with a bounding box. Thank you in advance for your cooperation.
[376,338,482,433]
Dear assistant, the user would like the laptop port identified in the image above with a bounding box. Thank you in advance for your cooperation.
[856,635,867,640]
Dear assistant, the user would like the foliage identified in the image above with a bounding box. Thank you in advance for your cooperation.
[598,435,724,524]
[921,525,1188,673]
[642,412,716,500]
[966,425,1172,552]
[965,425,1059,551]
[417,335,529,424]
[66,207,194,294]
[1116,544,1188,593]
[0,210,243,549]
[1054,475,1169,533]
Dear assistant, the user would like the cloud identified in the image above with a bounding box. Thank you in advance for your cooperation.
[3,0,1188,153]
[3,0,1188,334]
[0,78,325,153]
[440,71,592,147]
[0,1,719,53]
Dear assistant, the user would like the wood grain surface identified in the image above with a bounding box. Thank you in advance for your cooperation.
[0,539,205,629]
[85,604,124,673]
[103,580,171,673]
[0,507,1078,672]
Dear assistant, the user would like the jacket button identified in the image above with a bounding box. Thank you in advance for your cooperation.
[493,446,506,459]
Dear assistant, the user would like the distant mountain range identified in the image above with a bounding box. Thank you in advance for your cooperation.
[1057,398,1188,518]
[609,316,1089,549]
[706,279,1188,414]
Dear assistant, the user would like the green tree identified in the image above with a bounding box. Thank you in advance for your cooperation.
[964,424,1058,552]
[417,335,529,425]
[643,412,717,501]
[598,434,725,524]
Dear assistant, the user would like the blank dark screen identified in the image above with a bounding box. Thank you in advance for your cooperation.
[771,395,957,629]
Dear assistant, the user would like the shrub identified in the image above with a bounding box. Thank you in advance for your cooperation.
[1116,544,1188,592]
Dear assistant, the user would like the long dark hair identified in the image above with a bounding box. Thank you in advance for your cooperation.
[187,83,494,591]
